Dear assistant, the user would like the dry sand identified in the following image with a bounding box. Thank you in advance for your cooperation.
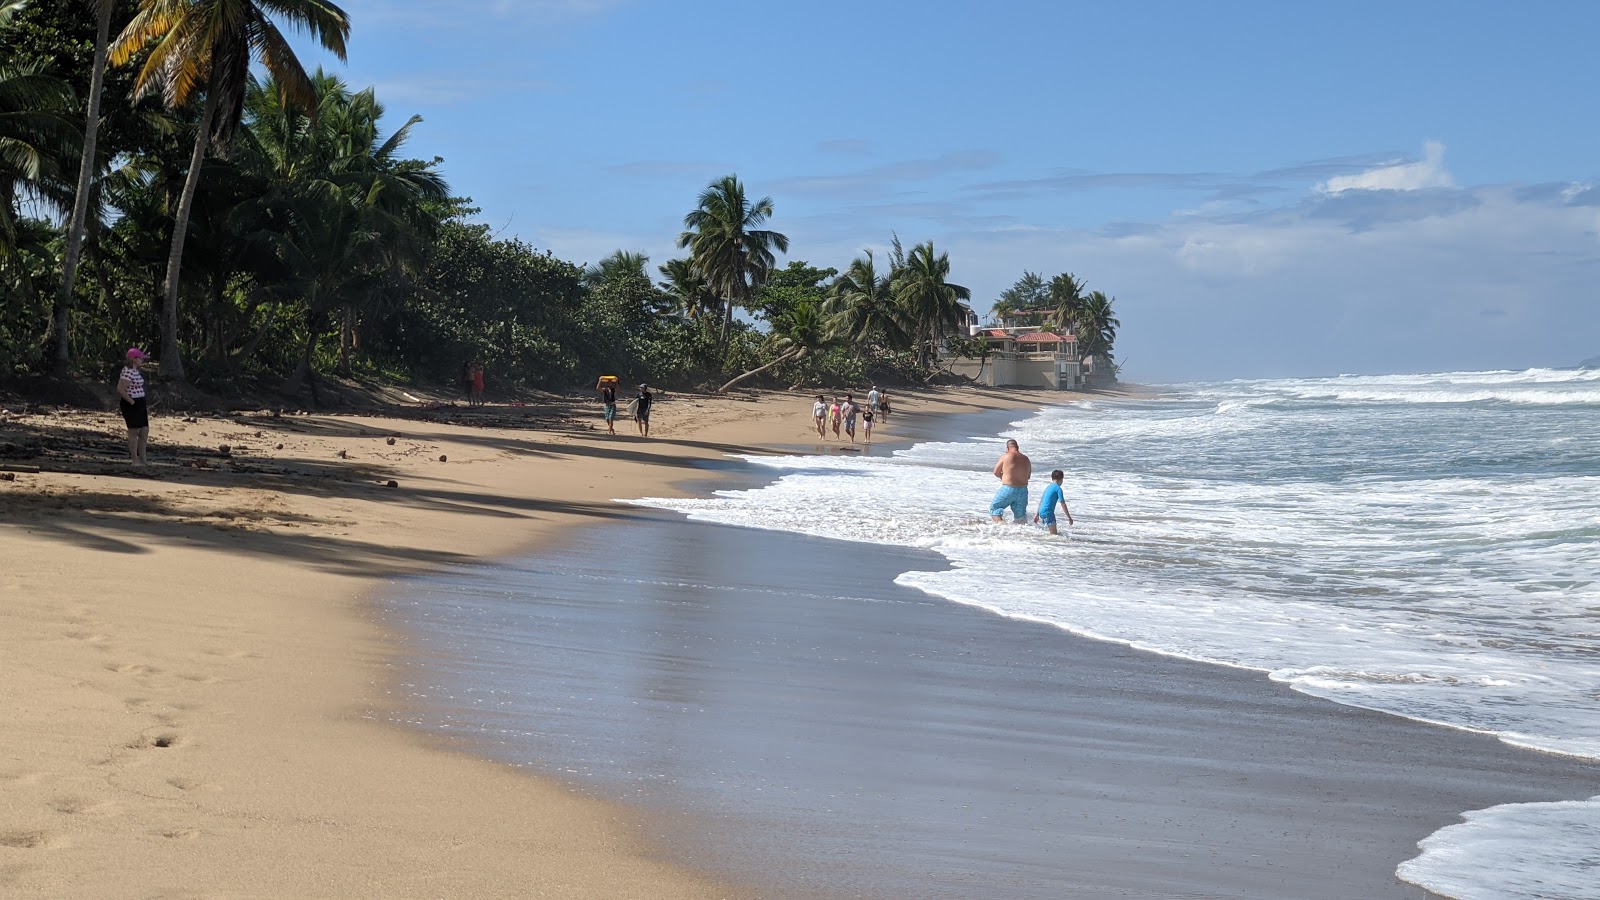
[0,385,1051,899]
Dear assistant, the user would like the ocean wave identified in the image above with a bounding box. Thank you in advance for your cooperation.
[1397,797,1600,900]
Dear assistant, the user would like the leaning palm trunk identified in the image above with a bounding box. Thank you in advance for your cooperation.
[54,0,113,377]
[157,84,222,381]
[718,348,800,393]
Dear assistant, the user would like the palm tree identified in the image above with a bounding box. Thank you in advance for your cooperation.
[582,249,649,288]
[236,74,446,393]
[825,249,908,350]
[657,256,717,320]
[717,298,828,393]
[0,62,76,264]
[1077,289,1119,366]
[893,240,970,370]
[53,0,120,376]
[1048,271,1087,333]
[109,0,350,380]
[678,174,788,350]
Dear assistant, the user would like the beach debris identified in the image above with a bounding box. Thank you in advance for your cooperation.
[337,449,349,459]
[386,437,396,445]
[438,454,447,462]
[275,443,284,450]
[0,472,14,481]
[385,480,398,488]
[182,416,198,423]
[218,444,231,456]
[0,464,40,474]
[272,409,282,418]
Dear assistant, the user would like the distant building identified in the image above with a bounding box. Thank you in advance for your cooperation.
[942,319,1085,390]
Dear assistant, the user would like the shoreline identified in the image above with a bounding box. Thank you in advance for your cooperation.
[388,509,1600,899]
[0,385,1052,898]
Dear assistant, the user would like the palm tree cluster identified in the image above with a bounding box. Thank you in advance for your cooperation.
[665,179,975,391]
[1,3,1117,397]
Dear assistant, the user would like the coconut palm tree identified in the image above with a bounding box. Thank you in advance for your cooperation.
[825,249,908,350]
[656,256,717,320]
[1048,271,1087,334]
[717,297,828,393]
[1077,289,1119,365]
[236,74,446,394]
[582,249,649,288]
[52,0,121,376]
[108,0,350,380]
[893,240,970,370]
[677,174,787,351]
[0,62,76,263]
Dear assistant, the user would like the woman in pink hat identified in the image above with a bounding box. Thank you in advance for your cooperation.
[117,348,150,469]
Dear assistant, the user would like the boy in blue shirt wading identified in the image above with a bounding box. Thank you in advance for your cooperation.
[1034,469,1074,535]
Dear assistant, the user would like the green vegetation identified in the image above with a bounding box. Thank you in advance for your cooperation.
[0,1,1124,398]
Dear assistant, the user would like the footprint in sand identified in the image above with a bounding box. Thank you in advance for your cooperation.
[157,827,202,840]
[63,630,113,648]
[0,830,62,850]
[105,662,162,676]
[165,777,220,794]
[51,796,119,818]
[126,733,183,751]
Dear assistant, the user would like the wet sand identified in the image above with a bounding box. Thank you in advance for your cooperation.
[389,492,1600,898]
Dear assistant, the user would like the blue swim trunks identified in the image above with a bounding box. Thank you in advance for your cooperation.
[1038,512,1056,527]
[990,485,1029,520]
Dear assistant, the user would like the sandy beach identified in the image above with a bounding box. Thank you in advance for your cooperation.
[0,385,1048,898]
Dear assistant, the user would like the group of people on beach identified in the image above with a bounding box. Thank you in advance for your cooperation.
[596,379,653,437]
[812,385,890,444]
[991,439,1074,535]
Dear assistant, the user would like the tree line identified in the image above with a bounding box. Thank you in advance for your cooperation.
[0,0,1119,398]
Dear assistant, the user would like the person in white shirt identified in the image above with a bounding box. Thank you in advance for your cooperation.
[867,385,881,414]
[812,395,827,439]
[116,348,151,469]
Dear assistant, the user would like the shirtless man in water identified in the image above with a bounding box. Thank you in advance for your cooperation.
[990,439,1032,524]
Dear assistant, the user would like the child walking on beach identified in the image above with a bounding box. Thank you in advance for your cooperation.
[862,403,874,442]
[830,397,842,439]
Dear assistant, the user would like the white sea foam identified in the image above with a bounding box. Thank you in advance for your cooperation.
[629,369,1600,899]
[1397,796,1600,900]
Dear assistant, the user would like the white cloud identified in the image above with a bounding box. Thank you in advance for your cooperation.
[931,182,1600,381]
[1320,141,1454,193]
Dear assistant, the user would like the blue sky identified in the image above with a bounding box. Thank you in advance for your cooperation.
[293,0,1600,381]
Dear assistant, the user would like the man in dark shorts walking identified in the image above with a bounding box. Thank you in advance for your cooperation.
[117,348,151,469]
[635,383,654,437]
